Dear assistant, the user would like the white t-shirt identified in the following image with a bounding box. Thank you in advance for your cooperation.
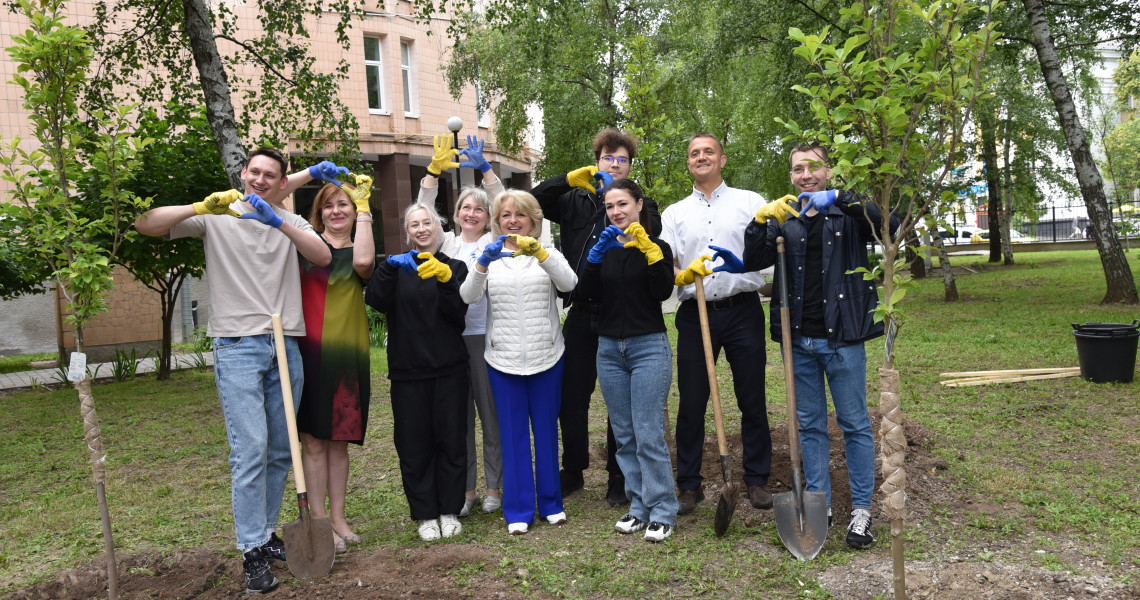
[661,181,768,302]
[169,202,317,337]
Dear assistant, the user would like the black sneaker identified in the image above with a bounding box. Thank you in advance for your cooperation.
[560,469,584,497]
[242,547,279,594]
[828,508,834,530]
[845,509,875,549]
[644,521,673,543]
[259,532,286,562]
[606,473,630,507]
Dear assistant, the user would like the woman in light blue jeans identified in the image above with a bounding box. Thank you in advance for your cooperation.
[577,179,678,542]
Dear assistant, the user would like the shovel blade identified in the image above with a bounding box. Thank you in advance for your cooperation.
[773,490,829,560]
[713,483,739,537]
[282,510,336,578]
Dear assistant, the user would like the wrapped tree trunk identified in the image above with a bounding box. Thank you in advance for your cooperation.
[79,365,119,599]
[879,365,907,600]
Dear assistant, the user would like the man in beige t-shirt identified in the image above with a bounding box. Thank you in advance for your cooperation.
[135,148,342,594]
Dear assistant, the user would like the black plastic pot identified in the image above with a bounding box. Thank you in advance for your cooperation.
[1071,320,1140,383]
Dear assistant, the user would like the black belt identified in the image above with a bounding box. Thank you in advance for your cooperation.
[688,291,755,311]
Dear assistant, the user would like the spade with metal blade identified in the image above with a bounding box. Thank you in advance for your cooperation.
[771,237,829,560]
[271,314,336,578]
[692,275,739,537]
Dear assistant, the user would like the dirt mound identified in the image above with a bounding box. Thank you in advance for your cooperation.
[10,545,550,600]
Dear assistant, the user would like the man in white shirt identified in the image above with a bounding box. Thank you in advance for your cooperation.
[659,134,773,515]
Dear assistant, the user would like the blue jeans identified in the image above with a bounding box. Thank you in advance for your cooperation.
[213,333,302,551]
[790,336,874,510]
[597,333,679,526]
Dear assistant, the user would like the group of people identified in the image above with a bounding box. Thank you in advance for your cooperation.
[134,127,893,595]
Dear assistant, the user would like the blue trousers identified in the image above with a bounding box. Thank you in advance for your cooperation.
[488,358,565,525]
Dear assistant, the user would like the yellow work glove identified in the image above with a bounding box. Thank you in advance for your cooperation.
[427,134,460,175]
[675,255,713,287]
[566,165,600,193]
[510,235,550,262]
[754,194,801,225]
[345,173,374,214]
[622,222,663,265]
[416,252,452,283]
[193,189,243,217]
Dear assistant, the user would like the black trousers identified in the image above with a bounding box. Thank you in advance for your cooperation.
[559,302,620,475]
[390,370,468,520]
[674,293,771,490]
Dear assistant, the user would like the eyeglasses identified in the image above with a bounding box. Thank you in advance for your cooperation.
[599,155,630,165]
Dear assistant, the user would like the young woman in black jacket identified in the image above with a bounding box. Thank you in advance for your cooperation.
[576,179,678,542]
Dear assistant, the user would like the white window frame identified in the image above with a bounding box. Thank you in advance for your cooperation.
[400,39,418,117]
[364,35,388,115]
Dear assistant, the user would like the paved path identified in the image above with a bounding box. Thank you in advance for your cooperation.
[0,353,215,392]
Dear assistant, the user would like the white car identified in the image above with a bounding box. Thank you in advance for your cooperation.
[938,227,980,245]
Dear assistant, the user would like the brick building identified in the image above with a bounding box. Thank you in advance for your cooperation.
[0,0,536,358]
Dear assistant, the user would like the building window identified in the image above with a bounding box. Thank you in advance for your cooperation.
[364,36,387,114]
[400,40,417,117]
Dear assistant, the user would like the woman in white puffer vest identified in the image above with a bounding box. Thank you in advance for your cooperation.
[460,189,577,535]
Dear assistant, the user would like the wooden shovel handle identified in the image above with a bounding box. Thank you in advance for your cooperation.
[694,277,729,456]
[272,314,307,495]
[776,237,803,469]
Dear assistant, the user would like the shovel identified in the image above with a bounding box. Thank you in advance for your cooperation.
[271,314,336,578]
[771,237,829,561]
[693,275,739,537]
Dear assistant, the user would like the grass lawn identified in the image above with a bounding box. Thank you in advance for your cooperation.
[1,249,1138,598]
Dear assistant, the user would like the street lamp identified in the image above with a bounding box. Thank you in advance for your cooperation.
[447,116,463,230]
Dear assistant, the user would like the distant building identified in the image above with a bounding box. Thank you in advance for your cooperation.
[0,0,537,358]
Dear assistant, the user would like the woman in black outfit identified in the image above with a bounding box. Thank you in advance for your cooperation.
[364,202,469,542]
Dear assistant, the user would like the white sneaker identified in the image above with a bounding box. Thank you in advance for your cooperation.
[507,522,529,535]
[418,519,441,541]
[615,514,647,534]
[644,521,673,543]
[481,495,502,513]
[459,496,478,517]
[440,514,462,538]
[545,511,567,525]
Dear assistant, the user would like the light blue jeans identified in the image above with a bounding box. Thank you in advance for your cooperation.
[790,336,874,510]
[597,332,678,526]
[213,333,302,551]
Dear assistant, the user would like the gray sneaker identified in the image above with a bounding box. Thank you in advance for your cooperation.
[481,495,502,513]
[459,496,478,517]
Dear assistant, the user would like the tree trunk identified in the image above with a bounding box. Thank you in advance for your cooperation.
[159,286,174,380]
[75,330,119,600]
[937,237,959,301]
[978,106,1003,263]
[1022,0,1139,304]
[905,232,926,279]
[1001,129,1015,265]
[183,0,246,188]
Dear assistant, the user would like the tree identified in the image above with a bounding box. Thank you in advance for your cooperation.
[79,105,228,380]
[86,0,363,185]
[1101,118,1140,203]
[1020,0,1139,303]
[0,1,153,596]
[784,0,997,595]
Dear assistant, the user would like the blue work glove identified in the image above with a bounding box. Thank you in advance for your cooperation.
[387,250,420,275]
[309,160,349,186]
[239,194,283,228]
[458,135,492,173]
[709,245,745,274]
[593,171,614,194]
[587,225,625,263]
[799,190,838,213]
[477,235,511,267]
